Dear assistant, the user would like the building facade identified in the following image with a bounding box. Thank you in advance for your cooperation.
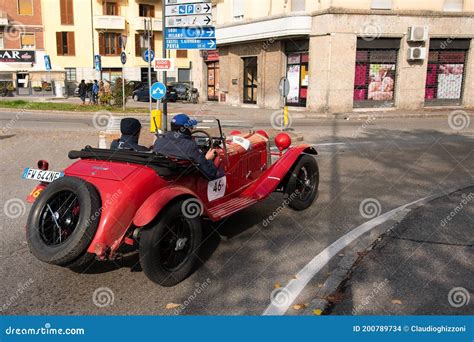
[192,0,474,112]
[40,0,193,95]
[0,0,56,96]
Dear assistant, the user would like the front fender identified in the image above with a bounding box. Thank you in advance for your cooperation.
[133,186,199,227]
[244,144,318,200]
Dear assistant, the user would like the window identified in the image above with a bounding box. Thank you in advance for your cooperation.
[139,4,155,17]
[178,68,191,83]
[444,0,463,11]
[60,0,74,25]
[0,33,4,49]
[370,0,392,10]
[233,0,244,21]
[65,68,77,81]
[56,32,75,56]
[103,1,118,15]
[291,0,305,12]
[100,32,119,55]
[176,50,188,58]
[18,0,33,15]
[21,33,35,49]
[135,33,156,56]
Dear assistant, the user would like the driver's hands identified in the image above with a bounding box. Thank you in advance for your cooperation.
[206,148,217,161]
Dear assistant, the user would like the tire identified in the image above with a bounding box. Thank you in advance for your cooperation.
[285,155,319,211]
[26,176,101,266]
[139,200,202,286]
[133,94,139,102]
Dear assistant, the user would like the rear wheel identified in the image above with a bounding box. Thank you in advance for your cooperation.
[285,155,319,211]
[139,200,202,286]
[133,94,139,102]
[26,176,101,266]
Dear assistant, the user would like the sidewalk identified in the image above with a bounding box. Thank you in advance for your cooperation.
[1,96,472,120]
[330,187,473,315]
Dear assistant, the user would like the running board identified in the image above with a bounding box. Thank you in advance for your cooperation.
[207,196,258,220]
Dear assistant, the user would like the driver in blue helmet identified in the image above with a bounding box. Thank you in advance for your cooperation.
[153,113,224,180]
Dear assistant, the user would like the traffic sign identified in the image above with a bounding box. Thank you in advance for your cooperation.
[154,58,175,72]
[44,55,52,71]
[165,27,215,39]
[165,0,211,4]
[165,3,212,16]
[142,49,155,63]
[166,39,216,50]
[166,15,212,27]
[150,82,167,101]
[94,55,101,71]
[120,51,127,65]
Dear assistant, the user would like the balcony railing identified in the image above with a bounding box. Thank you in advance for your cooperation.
[93,15,126,30]
[132,17,163,31]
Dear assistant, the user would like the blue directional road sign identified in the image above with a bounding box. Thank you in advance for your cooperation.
[166,39,216,50]
[150,82,167,101]
[142,50,155,63]
[165,27,215,39]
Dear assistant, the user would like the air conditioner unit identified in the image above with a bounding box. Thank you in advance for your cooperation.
[407,47,427,60]
[407,26,429,42]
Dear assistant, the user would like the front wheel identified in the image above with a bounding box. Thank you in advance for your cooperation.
[285,155,319,211]
[139,200,202,286]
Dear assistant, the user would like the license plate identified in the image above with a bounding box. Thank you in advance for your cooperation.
[22,168,64,183]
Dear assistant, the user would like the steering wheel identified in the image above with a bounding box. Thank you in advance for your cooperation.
[191,130,213,154]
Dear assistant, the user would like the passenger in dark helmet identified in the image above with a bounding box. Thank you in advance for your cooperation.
[110,118,150,152]
[153,114,224,180]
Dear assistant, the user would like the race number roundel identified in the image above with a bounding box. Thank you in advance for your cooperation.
[207,176,226,202]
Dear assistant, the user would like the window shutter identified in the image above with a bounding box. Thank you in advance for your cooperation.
[135,34,141,56]
[99,33,105,55]
[60,0,67,24]
[115,34,121,55]
[66,0,74,25]
[56,32,62,55]
[67,32,75,56]
[149,5,155,17]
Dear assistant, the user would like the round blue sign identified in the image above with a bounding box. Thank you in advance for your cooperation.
[150,82,167,100]
[120,52,127,65]
[142,50,155,63]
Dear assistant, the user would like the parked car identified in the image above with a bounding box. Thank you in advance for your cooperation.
[132,85,177,103]
[22,122,319,286]
[168,82,191,100]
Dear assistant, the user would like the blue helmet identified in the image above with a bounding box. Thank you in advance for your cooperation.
[171,113,198,128]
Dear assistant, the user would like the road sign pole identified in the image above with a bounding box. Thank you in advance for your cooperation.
[146,18,152,115]
[162,1,168,132]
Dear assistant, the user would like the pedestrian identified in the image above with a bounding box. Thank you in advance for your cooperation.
[98,80,105,105]
[92,80,99,105]
[78,80,87,105]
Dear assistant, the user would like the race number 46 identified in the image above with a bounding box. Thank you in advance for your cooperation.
[207,176,226,202]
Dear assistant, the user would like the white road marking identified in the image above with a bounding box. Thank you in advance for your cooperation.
[262,195,434,316]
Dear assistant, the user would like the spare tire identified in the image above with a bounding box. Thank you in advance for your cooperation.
[26,176,101,266]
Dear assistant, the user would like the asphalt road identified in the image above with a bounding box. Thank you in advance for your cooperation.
[0,111,472,315]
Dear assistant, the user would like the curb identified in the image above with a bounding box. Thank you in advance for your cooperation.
[302,184,474,316]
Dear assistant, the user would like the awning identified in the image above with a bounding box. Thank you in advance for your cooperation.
[0,63,14,72]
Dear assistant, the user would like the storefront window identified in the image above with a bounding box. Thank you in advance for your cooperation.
[425,39,470,106]
[65,68,77,81]
[354,38,399,108]
[286,53,308,107]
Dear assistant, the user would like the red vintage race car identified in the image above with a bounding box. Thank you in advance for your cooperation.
[23,121,319,286]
